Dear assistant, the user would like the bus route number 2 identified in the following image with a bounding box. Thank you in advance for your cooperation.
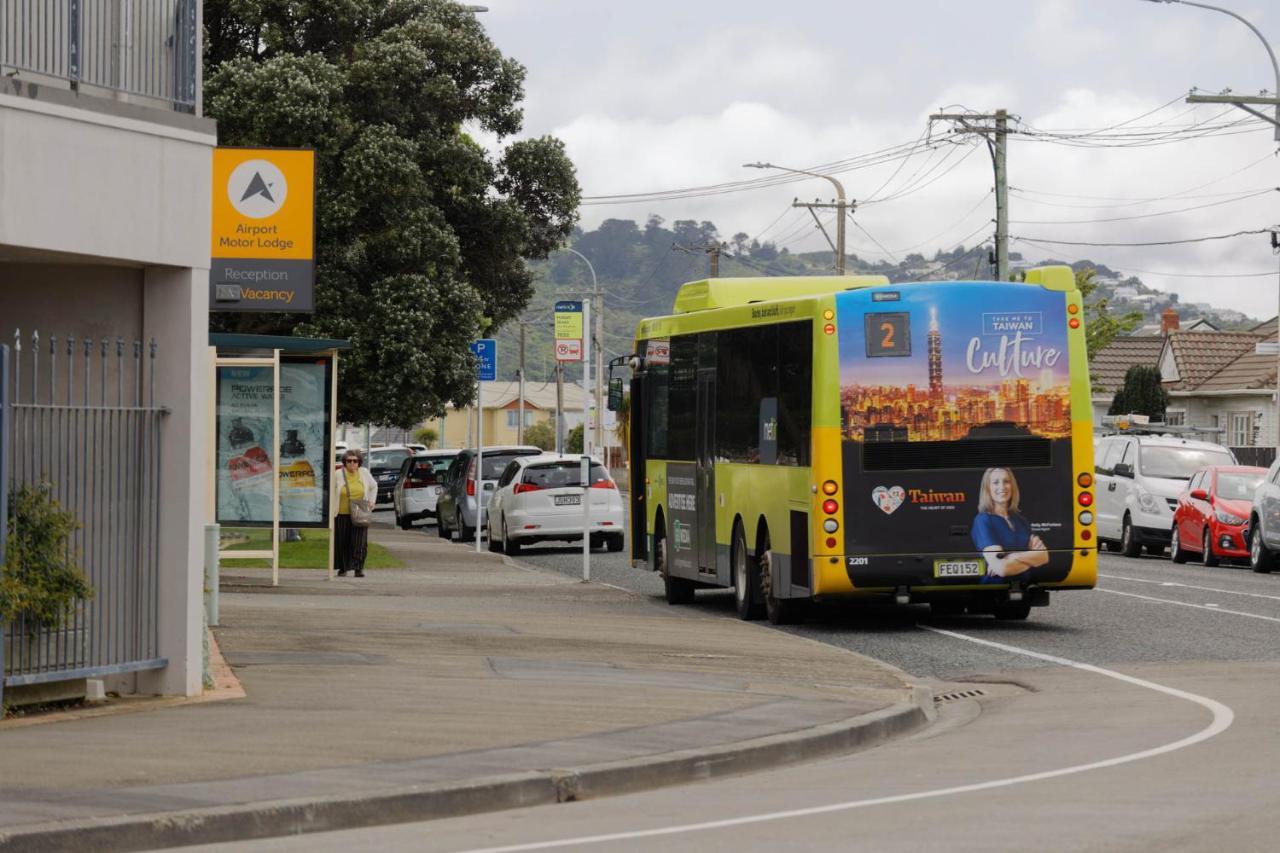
[864,312,911,358]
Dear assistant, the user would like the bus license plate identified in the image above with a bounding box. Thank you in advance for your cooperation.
[554,495,581,506]
[933,559,983,578]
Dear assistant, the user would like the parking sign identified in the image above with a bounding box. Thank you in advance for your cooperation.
[469,339,497,381]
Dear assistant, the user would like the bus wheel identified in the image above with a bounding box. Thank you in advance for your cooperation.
[993,599,1031,621]
[658,526,695,605]
[732,523,762,620]
[759,532,804,625]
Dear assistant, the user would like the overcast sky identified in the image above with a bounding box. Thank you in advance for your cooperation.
[481,0,1280,318]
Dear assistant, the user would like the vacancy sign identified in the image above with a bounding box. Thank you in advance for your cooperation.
[554,300,589,363]
[210,148,315,313]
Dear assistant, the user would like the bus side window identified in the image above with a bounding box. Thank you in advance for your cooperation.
[667,335,698,460]
[645,342,670,460]
[777,321,812,466]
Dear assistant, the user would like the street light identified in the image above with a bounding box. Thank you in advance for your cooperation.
[744,162,850,274]
[1139,0,1280,141]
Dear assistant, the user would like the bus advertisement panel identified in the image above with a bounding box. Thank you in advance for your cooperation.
[837,282,1076,588]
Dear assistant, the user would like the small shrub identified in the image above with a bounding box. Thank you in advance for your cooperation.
[1,482,93,630]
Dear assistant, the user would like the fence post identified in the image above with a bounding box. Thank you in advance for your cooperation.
[68,0,82,85]
[204,523,219,627]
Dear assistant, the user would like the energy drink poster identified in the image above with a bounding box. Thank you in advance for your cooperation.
[216,359,331,527]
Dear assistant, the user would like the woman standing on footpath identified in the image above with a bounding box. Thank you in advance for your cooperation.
[336,450,377,577]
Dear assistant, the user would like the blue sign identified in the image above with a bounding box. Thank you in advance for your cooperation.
[470,338,497,381]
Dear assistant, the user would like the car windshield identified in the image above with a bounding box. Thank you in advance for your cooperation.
[1140,446,1234,480]
[523,461,610,489]
[1216,472,1264,501]
[369,449,410,470]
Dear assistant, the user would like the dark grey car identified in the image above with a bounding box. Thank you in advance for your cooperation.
[435,446,542,542]
[1248,458,1280,572]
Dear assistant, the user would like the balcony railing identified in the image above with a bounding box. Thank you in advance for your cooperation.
[0,0,198,112]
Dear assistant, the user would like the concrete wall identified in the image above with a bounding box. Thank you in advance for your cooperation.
[0,83,214,696]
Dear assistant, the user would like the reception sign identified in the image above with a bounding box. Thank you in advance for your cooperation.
[215,358,331,527]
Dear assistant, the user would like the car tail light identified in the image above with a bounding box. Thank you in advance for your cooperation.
[513,483,542,494]
[465,460,476,496]
[591,479,617,490]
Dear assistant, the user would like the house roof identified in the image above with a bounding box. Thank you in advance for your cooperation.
[455,380,588,411]
[1090,336,1165,393]
[1163,331,1263,391]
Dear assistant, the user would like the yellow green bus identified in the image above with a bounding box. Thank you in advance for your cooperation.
[627,266,1097,624]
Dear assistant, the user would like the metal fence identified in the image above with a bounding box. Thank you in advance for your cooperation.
[2,329,167,701]
[0,0,198,111]
[1231,446,1277,468]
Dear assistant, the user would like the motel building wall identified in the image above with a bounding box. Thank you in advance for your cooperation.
[1,8,214,696]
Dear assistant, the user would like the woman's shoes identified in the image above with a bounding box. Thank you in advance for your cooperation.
[353,570,365,578]
[336,570,347,576]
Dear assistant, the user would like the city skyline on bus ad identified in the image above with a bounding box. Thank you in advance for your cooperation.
[837,284,1072,442]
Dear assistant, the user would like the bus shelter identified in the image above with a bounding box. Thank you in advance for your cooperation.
[208,334,350,585]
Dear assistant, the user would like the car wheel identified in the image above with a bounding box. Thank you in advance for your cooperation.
[455,509,473,543]
[1250,523,1274,573]
[503,519,520,556]
[1170,527,1188,564]
[732,523,762,621]
[1120,516,1142,558]
[397,509,412,531]
[607,534,624,553]
[658,523,694,605]
[487,518,501,552]
[1202,528,1220,567]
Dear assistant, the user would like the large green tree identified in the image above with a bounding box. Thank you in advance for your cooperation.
[204,0,580,427]
[1076,267,1142,360]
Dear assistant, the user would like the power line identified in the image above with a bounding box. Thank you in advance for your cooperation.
[1011,229,1270,248]
[1008,187,1277,225]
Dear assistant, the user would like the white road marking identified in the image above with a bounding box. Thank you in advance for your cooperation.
[1100,572,1280,602]
[1098,587,1280,623]
[449,629,1233,853]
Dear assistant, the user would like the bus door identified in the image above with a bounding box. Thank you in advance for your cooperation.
[629,368,647,564]
[695,334,717,574]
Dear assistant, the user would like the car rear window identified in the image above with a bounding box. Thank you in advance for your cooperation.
[1217,472,1265,500]
[523,461,610,488]
[1140,446,1234,480]
[481,453,537,479]
[369,449,411,469]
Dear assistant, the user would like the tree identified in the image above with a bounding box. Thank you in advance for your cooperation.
[412,426,438,449]
[1109,366,1168,419]
[523,420,555,451]
[1077,268,1142,360]
[204,1,580,428]
[566,424,584,454]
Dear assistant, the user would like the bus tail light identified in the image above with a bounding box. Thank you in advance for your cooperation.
[822,480,839,495]
[822,499,839,514]
[1078,510,1094,525]
[825,537,837,548]
[822,518,839,534]
[1077,472,1092,488]
[1069,318,1080,329]
[1081,530,1092,541]
[824,323,836,335]
[1078,491,1093,507]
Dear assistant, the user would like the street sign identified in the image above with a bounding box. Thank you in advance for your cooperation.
[555,339,583,362]
[554,300,589,363]
[470,339,497,381]
[210,148,316,313]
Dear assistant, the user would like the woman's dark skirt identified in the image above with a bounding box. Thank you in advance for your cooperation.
[335,513,368,572]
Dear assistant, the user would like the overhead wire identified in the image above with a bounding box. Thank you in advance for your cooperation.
[1008,187,1277,225]
[1011,229,1270,248]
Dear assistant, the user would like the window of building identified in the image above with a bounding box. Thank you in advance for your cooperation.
[1165,410,1185,427]
[505,410,536,428]
[1229,412,1253,447]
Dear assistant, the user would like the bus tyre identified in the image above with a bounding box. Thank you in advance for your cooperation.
[1170,527,1189,564]
[658,526,694,605]
[1202,528,1220,567]
[759,532,804,625]
[993,600,1031,621]
[732,524,763,620]
[1120,517,1142,558]
[1250,525,1274,573]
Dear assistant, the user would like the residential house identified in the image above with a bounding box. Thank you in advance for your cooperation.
[2,3,212,698]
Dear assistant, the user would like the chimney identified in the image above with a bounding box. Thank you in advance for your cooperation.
[1161,307,1180,335]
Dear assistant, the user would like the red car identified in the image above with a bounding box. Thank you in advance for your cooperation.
[1171,465,1267,566]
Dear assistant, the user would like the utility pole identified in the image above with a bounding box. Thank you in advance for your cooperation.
[674,242,725,278]
[555,362,565,454]
[744,163,849,274]
[594,289,604,457]
[929,109,1011,281]
[517,321,526,445]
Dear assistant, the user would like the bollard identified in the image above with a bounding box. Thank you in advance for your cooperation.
[204,523,220,627]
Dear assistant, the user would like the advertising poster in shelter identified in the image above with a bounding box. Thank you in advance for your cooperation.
[216,358,331,527]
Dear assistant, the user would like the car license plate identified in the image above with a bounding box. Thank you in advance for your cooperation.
[933,559,983,578]
[554,495,581,506]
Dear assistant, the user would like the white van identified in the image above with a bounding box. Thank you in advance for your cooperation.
[1094,433,1236,557]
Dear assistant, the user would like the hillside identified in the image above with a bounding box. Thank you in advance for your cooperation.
[490,217,1260,383]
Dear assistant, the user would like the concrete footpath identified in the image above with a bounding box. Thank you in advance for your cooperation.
[0,527,932,851]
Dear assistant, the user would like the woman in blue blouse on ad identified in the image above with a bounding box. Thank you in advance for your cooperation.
[972,467,1049,581]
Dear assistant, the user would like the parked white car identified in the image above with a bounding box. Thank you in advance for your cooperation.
[486,454,625,555]
[392,450,458,529]
[1094,432,1236,557]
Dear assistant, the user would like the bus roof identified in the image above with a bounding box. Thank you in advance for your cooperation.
[669,265,1075,314]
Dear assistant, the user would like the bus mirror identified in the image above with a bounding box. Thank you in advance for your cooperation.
[607,378,624,411]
